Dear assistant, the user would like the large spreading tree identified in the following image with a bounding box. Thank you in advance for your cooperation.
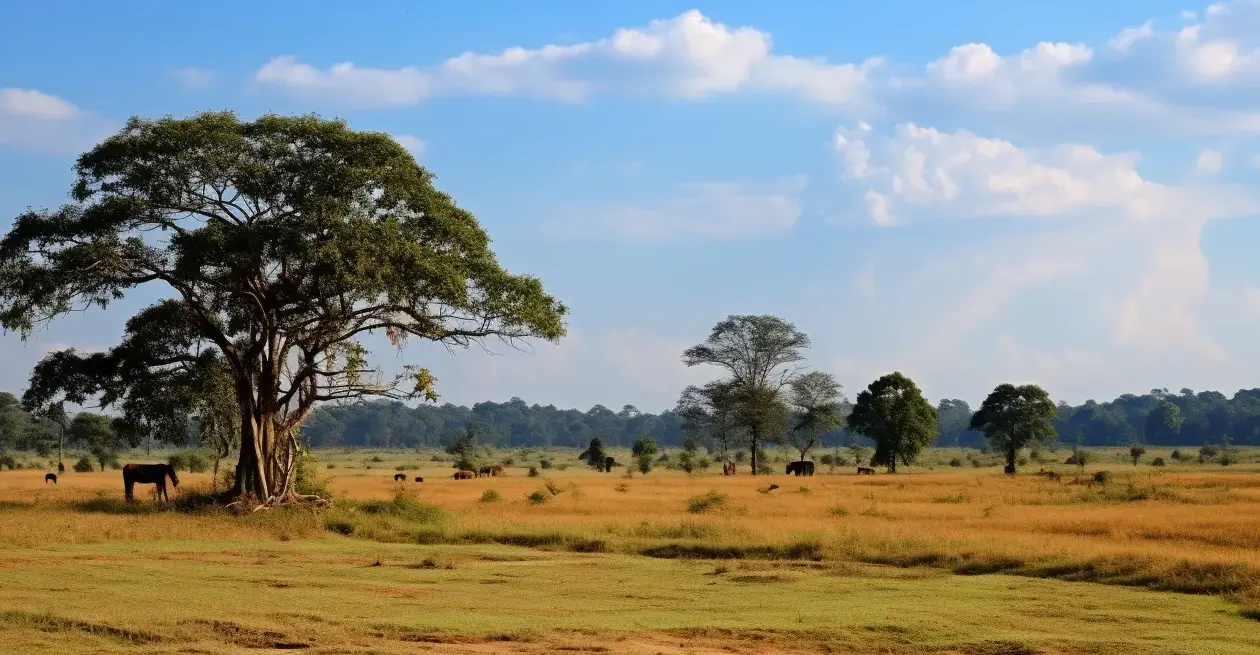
[682,314,807,475]
[968,383,1058,475]
[0,111,566,505]
[847,372,937,473]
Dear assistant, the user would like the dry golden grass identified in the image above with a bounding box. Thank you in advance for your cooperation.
[8,460,1260,608]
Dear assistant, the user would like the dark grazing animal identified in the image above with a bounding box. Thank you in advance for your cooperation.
[123,463,179,502]
[786,461,815,476]
[414,477,424,483]
[453,470,474,480]
[722,461,736,476]
[856,466,875,475]
[393,473,407,482]
[44,473,57,485]
[603,456,616,472]
[477,466,492,478]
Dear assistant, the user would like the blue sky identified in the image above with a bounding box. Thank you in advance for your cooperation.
[2,0,1259,413]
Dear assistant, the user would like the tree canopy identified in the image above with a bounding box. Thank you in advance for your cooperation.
[847,372,937,473]
[785,371,847,462]
[0,111,566,504]
[681,314,809,475]
[968,383,1058,474]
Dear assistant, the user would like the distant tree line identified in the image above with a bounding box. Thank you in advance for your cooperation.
[296,386,1260,451]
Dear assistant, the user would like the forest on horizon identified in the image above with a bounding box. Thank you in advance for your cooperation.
[300,386,1260,450]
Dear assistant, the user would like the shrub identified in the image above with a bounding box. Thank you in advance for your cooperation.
[370,455,384,463]
[686,491,727,514]
[636,454,653,475]
[556,464,570,471]
[632,437,660,458]
[1170,449,1184,461]
[167,453,186,471]
[73,457,93,473]
[527,466,540,478]
[501,457,515,466]
[185,453,209,473]
[819,454,834,466]
[0,455,17,470]
[734,451,747,463]
[1093,471,1111,486]
[1129,445,1146,466]
[326,463,337,469]
[479,489,502,503]
[1016,456,1029,467]
[677,451,696,474]
[527,490,548,504]
[949,458,963,467]
[1199,445,1219,461]
[1152,457,1166,467]
[539,459,552,469]
[544,480,564,496]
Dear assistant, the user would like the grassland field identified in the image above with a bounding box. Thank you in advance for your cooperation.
[2,445,1260,654]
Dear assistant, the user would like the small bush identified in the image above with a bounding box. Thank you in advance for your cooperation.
[614,483,629,493]
[556,464,570,471]
[0,455,16,470]
[539,459,552,469]
[527,490,548,504]
[479,489,502,503]
[501,457,515,466]
[326,463,337,469]
[1170,449,1184,461]
[636,454,653,475]
[73,457,94,473]
[544,480,564,496]
[527,466,540,478]
[185,453,209,473]
[1016,456,1029,467]
[819,454,834,466]
[1093,471,1111,486]
[949,458,963,467]
[686,491,727,514]
[828,505,850,517]
[370,455,384,463]
[1152,457,1166,467]
[167,453,186,471]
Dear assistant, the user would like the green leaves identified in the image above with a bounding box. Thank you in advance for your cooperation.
[969,383,1058,470]
[848,372,938,473]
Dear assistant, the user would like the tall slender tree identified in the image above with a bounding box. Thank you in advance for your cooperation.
[683,315,808,475]
[1,112,566,505]
[785,371,846,463]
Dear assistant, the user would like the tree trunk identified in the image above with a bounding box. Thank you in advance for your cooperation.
[887,459,897,474]
[1006,448,1018,475]
[749,431,760,476]
[57,430,63,473]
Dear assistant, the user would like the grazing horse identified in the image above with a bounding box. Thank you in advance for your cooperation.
[44,473,57,485]
[722,461,736,476]
[856,466,875,475]
[393,473,407,482]
[476,466,491,478]
[786,461,815,477]
[603,456,616,472]
[123,463,179,503]
[414,477,424,483]
[453,470,474,480]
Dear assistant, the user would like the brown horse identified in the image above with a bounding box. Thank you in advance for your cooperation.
[722,461,737,476]
[414,477,424,483]
[393,473,407,482]
[477,466,492,478]
[453,470,474,480]
[123,463,180,502]
[856,466,875,475]
[44,473,57,485]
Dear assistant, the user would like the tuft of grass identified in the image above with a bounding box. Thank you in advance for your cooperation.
[479,489,502,503]
[527,490,548,505]
[686,491,728,514]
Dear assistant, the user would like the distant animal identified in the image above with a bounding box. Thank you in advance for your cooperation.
[393,473,406,482]
[856,466,875,475]
[722,461,736,476]
[453,470,474,480]
[44,473,57,485]
[786,461,815,477]
[1039,470,1062,482]
[57,462,65,474]
[123,463,180,502]
[477,466,492,478]
[603,456,616,472]
[414,477,424,483]
[489,465,505,477]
